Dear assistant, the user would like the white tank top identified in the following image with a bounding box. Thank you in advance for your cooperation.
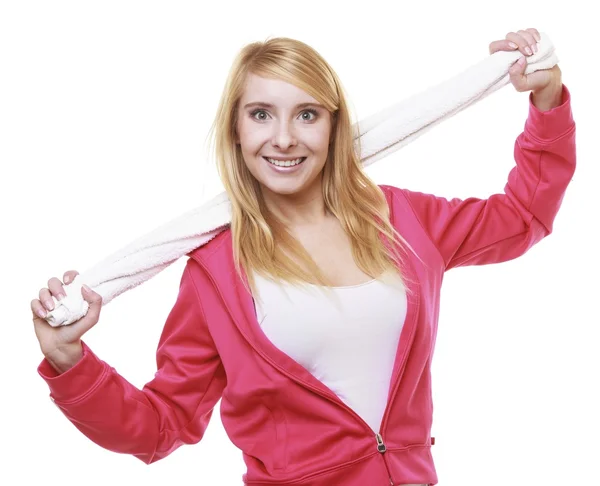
[252,270,407,433]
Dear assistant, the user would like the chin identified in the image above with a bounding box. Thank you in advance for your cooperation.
[261,179,310,197]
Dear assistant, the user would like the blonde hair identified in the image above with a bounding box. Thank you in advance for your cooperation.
[207,36,414,296]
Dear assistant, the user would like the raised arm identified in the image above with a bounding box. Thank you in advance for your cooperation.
[388,82,575,271]
[37,259,226,464]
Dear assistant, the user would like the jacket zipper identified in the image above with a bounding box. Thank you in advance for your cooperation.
[196,257,411,485]
[374,312,418,486]
[376,433,394,485]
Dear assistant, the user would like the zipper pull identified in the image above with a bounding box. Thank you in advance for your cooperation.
[376,433,394,485]
[375,433,387,453]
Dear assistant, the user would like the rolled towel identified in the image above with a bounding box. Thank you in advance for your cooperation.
[45,32,558,327]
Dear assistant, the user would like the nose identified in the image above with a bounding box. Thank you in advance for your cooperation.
[271,120,297,150]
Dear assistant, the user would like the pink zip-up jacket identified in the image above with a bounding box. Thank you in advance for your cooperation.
[38,85,575,485]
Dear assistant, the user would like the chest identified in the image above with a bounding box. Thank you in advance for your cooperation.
[291,219,373,287]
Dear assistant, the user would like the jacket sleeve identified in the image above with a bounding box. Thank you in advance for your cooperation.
[37,258,227,464]
[395,83,575,271]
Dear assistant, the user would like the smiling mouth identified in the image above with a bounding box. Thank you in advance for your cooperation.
[263,156,307,167]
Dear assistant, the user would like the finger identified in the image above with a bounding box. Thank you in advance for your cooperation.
[517,29,538,54]
[489,39,519,55]
[31,298,48,320]
[63,270,79,285]
[38,287,55,312]
[525,28,541,43]
[47,276,67,302]
[506,32,534,57]
[509,56,529,92]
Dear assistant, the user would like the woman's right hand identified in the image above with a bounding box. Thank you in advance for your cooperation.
[30,270,103,373]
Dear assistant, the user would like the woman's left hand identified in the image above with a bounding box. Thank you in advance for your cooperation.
[488,28,562,95]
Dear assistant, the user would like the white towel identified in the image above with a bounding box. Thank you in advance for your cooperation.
[45,33,559,327]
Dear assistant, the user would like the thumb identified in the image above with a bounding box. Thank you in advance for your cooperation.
[509,56,529,92]
[74,284,103,333]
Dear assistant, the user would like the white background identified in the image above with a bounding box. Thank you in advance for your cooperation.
[2,1,598,485]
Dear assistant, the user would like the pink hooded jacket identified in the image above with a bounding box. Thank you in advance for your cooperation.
[38,85,575,485]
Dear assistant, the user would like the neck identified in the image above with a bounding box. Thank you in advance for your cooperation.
[261,178,330,228]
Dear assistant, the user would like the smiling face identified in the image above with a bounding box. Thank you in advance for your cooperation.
[235,73,333,200]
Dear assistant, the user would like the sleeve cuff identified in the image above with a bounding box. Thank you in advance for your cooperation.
[37,340,108,403]
[525,84,574,142]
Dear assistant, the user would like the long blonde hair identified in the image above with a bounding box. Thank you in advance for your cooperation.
[207,36,414,296]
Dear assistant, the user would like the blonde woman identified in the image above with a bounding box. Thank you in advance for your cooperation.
[31,27,575,485]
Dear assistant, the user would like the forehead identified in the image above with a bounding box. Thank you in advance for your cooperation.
[240,73,319,107]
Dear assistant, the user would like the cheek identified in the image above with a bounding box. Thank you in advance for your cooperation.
[236,125,262,175]
[306,122,331,151]
[238,123,264,153]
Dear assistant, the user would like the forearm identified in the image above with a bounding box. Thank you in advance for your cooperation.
[39,342,169,463]
[44,341,83,374]
[532,80,564,111]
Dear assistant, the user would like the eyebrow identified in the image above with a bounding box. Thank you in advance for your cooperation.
[243,101,325,110]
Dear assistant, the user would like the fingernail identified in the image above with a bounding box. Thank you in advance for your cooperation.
[525,46,532,55]
[82,284,91,293]
[518,56,526,65]
[64,275,70,284]
[44,300,54,310]
[38,309,47,318]
[508,42,518,49]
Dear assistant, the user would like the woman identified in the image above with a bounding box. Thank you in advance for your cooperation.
[31,27,575,485]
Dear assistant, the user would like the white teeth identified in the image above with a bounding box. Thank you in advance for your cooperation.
[265,157,305,167]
